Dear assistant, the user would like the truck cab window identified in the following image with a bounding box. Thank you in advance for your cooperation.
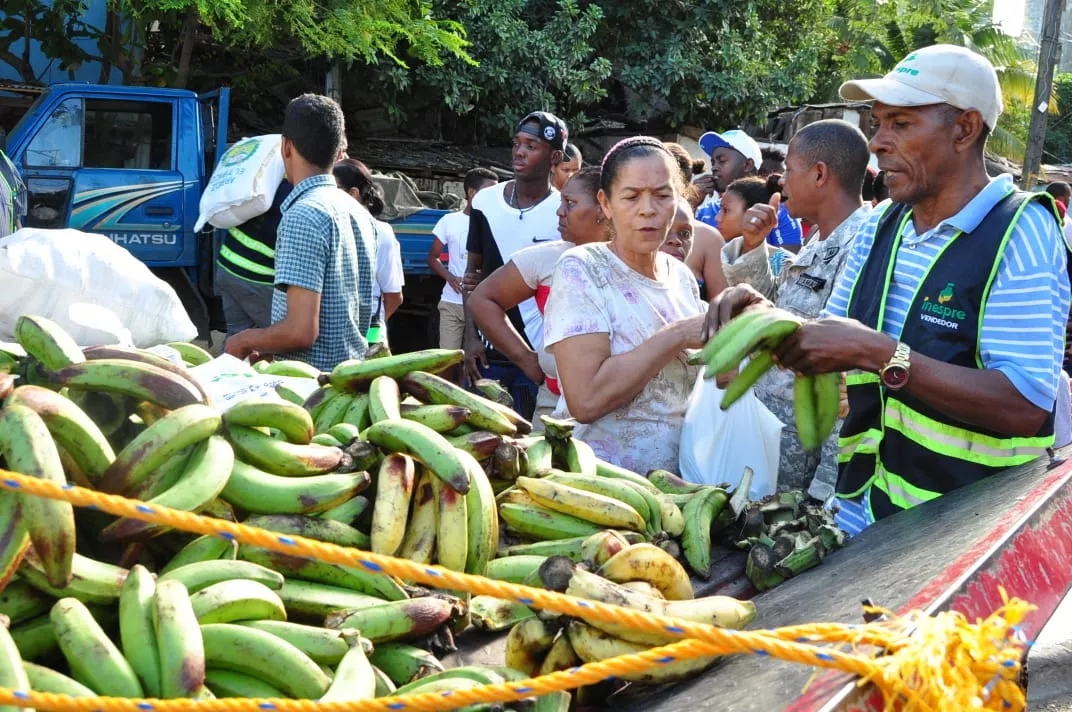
[84,100,173,170]
[25,98,82,168]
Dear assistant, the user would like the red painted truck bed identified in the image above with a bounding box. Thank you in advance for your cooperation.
[623,448,1072,711]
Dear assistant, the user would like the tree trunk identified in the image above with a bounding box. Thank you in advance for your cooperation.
[175,4,199,89]
[0,49,35,83]
[21,12,35,82]
[97,3,117,85]
[128,20,142,83]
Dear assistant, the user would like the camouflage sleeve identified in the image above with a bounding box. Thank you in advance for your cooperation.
[807,422,842,503]
[807,374,847,502]
[722,242,779,301]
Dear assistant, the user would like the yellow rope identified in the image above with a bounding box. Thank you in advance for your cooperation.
[0,470,1032,712]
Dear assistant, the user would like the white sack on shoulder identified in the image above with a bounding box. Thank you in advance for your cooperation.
[195,134,284,231]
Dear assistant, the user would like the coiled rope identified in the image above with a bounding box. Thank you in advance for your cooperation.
[0,470,1033,712]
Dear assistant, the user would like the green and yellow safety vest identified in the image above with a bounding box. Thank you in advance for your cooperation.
[837,191,1064,521]
[217,226,275,286]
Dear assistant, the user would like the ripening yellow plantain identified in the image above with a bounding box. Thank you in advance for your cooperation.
[433,477,468,572]
[567,620,719,683]
[515,476,646,531]
[537,632,580,675]
[396,472,438,565]
[619,580,666,598]
[503,616,558,676]
[370,454,417,557]
[598,543,694,601]
[566,567,755,646]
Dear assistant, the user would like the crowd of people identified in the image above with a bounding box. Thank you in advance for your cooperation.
[218,43,1072,538]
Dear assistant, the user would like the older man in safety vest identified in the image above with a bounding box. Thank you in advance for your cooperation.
[708,44,1072,536]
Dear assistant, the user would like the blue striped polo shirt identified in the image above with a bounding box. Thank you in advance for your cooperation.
[825,175,1070,410]
[823,175,1070,536]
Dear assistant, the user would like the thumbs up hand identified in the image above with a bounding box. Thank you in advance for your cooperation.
[741,192,781,252]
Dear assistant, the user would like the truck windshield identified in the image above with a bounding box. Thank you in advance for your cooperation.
[25,97,82,168]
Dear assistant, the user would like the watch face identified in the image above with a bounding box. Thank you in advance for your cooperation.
[883,365,909,390]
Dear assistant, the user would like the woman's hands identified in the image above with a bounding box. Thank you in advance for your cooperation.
[677,314,709,351]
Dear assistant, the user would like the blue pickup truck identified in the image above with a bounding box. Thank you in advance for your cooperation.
[0,82,450,347]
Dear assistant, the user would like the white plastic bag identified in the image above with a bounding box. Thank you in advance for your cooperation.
[64,303,133,347]
[188,354,320,412]
[0,227,196,347]
[679,370,783,500]
[195,135,284,231]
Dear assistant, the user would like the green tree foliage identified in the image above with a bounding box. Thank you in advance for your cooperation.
[0,0,99,82]
[821,0,1046,159]
[399,0,612,141]
[595,0,833,129]
[1043,74,1072,165]
[375,0,836,143]
[0,0,471,88]
[133,0,472,69]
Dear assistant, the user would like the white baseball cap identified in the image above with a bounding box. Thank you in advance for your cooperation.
[699,129,763,168]
[839,44,1002,129]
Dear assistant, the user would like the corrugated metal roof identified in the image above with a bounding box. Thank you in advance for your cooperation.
[346,137,511,179]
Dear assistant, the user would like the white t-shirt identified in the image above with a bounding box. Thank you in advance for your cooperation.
[511,240,574,380]
[372,219,404,321]
[470,183,561,354]
[432,211,470,305]
[543,243,705,472]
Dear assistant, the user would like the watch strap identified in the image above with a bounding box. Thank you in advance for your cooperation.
[887,342,910,367]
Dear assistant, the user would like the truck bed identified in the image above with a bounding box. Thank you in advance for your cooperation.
[389,208,449,277]
[627,448,1072,711]
[449,448,1072,711]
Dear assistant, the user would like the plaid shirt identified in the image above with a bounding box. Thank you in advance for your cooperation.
[271,174,377,370]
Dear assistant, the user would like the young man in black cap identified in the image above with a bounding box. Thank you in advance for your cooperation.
[462,111,567,418]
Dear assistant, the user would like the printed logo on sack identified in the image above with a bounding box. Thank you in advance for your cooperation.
[919,282,965,330]
[221,139,260,167]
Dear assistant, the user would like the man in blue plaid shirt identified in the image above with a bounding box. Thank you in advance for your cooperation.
[226,94,377,371]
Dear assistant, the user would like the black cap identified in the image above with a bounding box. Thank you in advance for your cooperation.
[518,111,568,151]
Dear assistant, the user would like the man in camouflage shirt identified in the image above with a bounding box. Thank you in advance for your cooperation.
[721,120,873,499]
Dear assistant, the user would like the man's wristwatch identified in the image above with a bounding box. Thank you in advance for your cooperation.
[880,342,911,390]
